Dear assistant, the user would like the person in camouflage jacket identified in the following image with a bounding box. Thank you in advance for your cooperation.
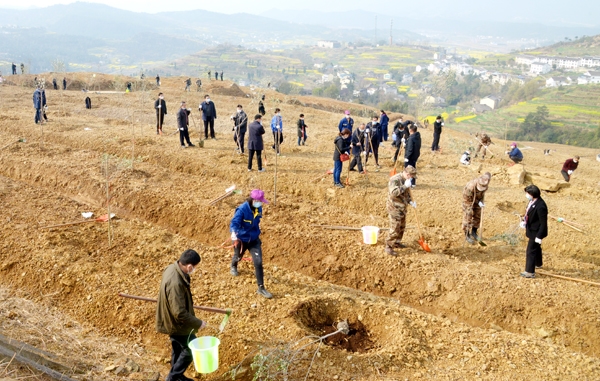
[474,132,492,159]
[462,172,491,244]
[385,165,417,255]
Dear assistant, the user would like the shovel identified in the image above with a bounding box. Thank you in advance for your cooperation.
[390,145,402,177]
[478,206,487,247]
[409,190,431,252]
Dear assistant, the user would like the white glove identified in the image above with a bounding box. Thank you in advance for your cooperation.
[157,104,161,108]
[567,170,573,175]
[404,179,412,188]
[478,201,485,208]
[535,237,542,244]
[401,138,406,144]
[187,108,191,112]
[409,201,417,208]
[179,127,184,131]
[231,232,237,241]
[404,158,409,163]
[519,221,526,229]
[365,128,370,133]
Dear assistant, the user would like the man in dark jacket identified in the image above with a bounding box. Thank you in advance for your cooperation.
[349,123,366,173]
[520,185,548,278]
[560,155,579,182]
[392,119,411,163]
[215,71,219,80]
[33,86,47,124]
[85,96,92,109]
[156,249,206,381]
[220,71,224,81]
[155,93,167,135]
[365,115,381,168]
[52,78,58,90]
[230,189,273,298]
[379,110,389,142]
[297,114,307,146]
[62,77,67,90]
[338,110,354,133]
[12,63,17,75]
[432,115,443,152]
[156,74,160,87]
[200,94,217,139]
[177,101,194,148]
[258,97,266,116]
[247,114,266,172]
[404,124,421,186]
[232,104,248,154]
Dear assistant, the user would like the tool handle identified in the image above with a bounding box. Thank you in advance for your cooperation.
[118,293,231,314]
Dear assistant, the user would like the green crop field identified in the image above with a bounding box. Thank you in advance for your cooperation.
[451,85,600,136]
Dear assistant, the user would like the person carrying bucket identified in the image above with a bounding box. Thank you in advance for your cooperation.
[229,189,273,299]
[156,249,206,381]
[385,166,417,256]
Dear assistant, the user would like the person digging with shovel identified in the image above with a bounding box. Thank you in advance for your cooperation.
[333,129,352,188]
[385,165,417,256]
[156,249,206,381]
[230,189,273,299]
[462,172,491,245]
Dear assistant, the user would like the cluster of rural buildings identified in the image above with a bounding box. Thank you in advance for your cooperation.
[516,54,600,74]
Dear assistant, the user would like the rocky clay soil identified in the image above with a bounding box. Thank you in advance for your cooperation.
[0,74,599,380]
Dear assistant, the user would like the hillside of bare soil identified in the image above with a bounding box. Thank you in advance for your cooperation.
[0,73,599,380]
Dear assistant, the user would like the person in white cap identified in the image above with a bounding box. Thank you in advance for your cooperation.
[229,189,273,299]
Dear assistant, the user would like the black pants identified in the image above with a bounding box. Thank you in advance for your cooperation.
[560,170,570,182]
[234,129,246,153]
[525,237,543,273]
[510,156,523,164]
[432,133,441,151]
[231,238,265,286]
[168,334,196,380]
[156,112,165,129]
[365,140,379,165]
[179,128,192,146]
[272,131,283,153]
[204,118,215,139]
[248,150,263,170]
[349,154,363,172]
[404,160,417,185]
[393,144,403,162]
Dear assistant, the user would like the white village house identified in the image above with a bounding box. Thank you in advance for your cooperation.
[577,71,600,85]
[545,76,572,87]
[480,95,501,110]
[530,62,552,75]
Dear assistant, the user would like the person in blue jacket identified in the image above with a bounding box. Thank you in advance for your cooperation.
[379,110,389,142]
[338,110,354,133]
[230,189,273,299]
[33,85,47,124]
[506,142,523,163]
[270,108,283,154]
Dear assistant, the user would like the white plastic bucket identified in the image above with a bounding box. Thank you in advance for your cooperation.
[189,336,220,374]
[361,226,380,244]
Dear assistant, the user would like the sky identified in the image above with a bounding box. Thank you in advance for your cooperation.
[0,0,598,26]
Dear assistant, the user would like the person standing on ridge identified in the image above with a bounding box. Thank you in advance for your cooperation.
[184,78,191,92]
[380,109,389,142]
[560,155,579,182]
[156,249,206,381]
[229,189,273,299]
[404,124,421,187]
[12,63,17,75]
[270,108,283,155]
[155,92,167,135]
[156,74,160,87]
[199,94,217,139]
[177,101,194,148]
[258,95,266,116]
[338,110,354,133]
[385,166,417,255]
[297,113,308,146]
[52,78,58,90]
[220,71,224,81]
[432,115,443,152]
[520,185,548,279]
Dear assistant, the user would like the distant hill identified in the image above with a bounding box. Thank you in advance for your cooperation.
[0,2,421,75]
[523,35,600,57]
